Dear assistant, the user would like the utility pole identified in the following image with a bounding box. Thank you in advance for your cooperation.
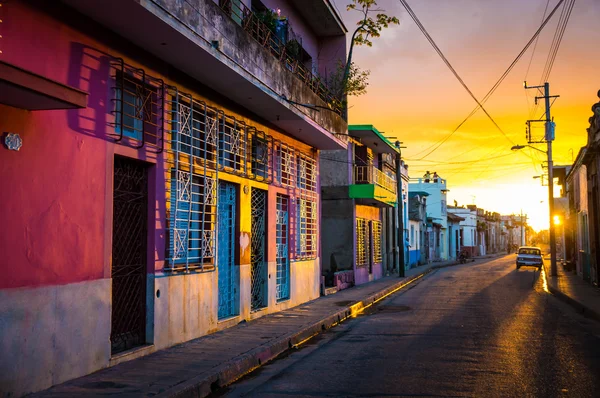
[395,141,405,277]
[524,81,559,276]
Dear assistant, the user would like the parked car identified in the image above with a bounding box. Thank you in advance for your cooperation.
[516,246,543,270]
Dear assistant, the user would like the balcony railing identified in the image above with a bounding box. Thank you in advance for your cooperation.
[217,0,343,116]
[354,166,396,194]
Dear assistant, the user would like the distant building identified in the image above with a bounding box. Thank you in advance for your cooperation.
[409,175,449,261]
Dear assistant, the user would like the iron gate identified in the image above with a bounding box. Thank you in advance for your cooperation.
[218,182,239,319]
[276,194,290,301]
[111,156,148,354]
[250,189,268,310]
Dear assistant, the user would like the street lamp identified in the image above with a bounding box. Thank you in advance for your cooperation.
[511,143,557,276]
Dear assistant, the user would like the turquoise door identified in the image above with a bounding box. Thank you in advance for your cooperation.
[218,182,239,319]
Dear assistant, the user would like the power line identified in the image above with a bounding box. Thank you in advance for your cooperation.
[398,0,513,152]
[408,0,566,160]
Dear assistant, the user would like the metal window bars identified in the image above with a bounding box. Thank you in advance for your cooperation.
[274,142,296,187]
[354,165,397,194]
[372,221,382,263]
[356,218,369,267]
[218,114,247,175]
[110,58,165,152]
[247,127,273,183]
[297,154,317,192]
[165,86,218,272]
[296,197,317,259]
[216,0,343,116]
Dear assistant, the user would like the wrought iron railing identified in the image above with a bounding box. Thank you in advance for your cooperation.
[354,165,397,194]
[217,0,343,116]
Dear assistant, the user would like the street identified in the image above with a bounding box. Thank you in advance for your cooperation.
[217,256,600,397]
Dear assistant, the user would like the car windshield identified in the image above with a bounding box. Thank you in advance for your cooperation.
[518,248,541,255]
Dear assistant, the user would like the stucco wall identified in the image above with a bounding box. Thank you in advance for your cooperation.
[0,279,111,397]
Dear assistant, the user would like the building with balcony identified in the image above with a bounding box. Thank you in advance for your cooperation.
[0,0,348,395]
[320,125,399,289]
[409,175,450,261]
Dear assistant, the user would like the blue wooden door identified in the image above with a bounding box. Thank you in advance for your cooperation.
[218,182,238,319]
[276,195,290,301]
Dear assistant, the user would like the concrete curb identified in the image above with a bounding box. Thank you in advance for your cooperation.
[542,264,600,323]
[159,262,463,398]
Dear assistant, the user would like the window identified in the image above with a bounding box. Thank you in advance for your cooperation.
[296,198,317,259]
[372,221,382,263]
[171,97,217,168]
[276,144,295,187]
[356,218,369,267]
[219,115,246,173]
[114,72,160,142]
[410,225,415,245]
[297,155,316,191]
[250,131,269,180]
[168,170,216,269]
[441,200,447,215]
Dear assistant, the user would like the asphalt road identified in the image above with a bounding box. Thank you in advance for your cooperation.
[216,255,600,397]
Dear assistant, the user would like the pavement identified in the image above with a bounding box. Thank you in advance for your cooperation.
[543,259,600,323]
[35,256,490,398]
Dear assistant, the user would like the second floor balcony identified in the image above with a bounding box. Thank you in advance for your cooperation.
[349,165,397,207]
[63,0,348,150]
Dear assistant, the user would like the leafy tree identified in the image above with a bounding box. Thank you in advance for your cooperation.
[328,60,370,99]
[340,0,399,99]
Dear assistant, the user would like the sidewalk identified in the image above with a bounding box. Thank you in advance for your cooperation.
[35,257,487,398]
[543,261,600,322]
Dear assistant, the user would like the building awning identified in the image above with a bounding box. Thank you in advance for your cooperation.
[447,213,465,222]
[348,124,400,154]
[0,61,88,110]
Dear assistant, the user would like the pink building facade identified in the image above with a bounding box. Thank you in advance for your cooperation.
[0,0,347,395]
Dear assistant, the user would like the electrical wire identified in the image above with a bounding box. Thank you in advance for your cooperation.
[398,0,512,152]
[407,0,566,160]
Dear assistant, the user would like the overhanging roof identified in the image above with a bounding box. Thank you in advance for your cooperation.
[0,61,87,110]
[447,213,465,222]
[348,124,400,154]
[289,0,347,36]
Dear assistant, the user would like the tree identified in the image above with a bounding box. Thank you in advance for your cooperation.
[328,60,370,99]
[340,0,399,99]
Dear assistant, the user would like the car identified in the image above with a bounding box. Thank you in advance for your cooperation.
[516,246,543,270]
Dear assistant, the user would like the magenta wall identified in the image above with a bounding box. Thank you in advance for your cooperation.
[0,2,166,289]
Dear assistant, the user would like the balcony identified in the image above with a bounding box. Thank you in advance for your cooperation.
[349,165,397,207]
[62,0,347,150]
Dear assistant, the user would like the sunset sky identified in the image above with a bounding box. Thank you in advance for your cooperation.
[332,0,600,231]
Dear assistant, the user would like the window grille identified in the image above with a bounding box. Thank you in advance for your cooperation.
[296,198,317,259]
[167,170,216,271]
[372,221,382,263]
[248,127,272,182]
[166,88,218,172]
[165,86,217,272]
[356,218,369,267]
[297,155,317,192]
[111,59,164,152]
[219,114,246,174]
[274,142,295,187]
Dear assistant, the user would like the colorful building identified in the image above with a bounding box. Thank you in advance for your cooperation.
[408,192,428,267]
[409,175,449,261]
[320,125,399,288]
[0,0,348,395]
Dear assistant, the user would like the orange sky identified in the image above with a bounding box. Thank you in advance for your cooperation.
[333,0,600,230]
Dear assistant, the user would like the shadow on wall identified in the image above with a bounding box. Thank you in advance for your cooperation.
[67,42,113,140]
